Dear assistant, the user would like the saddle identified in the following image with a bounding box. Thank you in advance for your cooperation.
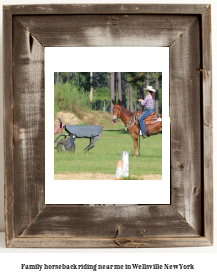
[145,112,162,136]
[135,111,161,137]
[127,110,161,136]
[134,110,158,124]
[145,112,158,123]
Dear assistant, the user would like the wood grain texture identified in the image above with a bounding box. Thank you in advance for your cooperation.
[3,6,14,247]
[7,237,212,249]
[4,4,207,15]
[170,17,202,235]
[12,17,45,237]
[3,4,213,248]
[203,125,213,243]
[16,15,197,47]
[20,205,198,238]
[201,6,213,244]
[202,6,212,129]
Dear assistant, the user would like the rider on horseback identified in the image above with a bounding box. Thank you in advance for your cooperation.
[138,85,156,138]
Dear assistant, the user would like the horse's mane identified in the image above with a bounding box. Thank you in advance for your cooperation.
[120,106,134,117]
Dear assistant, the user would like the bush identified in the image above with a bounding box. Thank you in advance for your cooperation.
[54,82,91,119]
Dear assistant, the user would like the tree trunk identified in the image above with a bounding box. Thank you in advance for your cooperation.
[56,72,59,83]
[90,72,93,103]
[146,72,149,87]
[140,84,144,111]
[136,87,140,110]
[129,84,133,112]
[155,76,159,115]
[117,72,122,104]
[140,84,144,99]
[127,83,130,110]
[110,72,115,114]
[121,73,126,108]
[144,73,150,111]
[114,72,117,102]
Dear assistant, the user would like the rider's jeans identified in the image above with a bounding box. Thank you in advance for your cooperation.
[138,108,154,134]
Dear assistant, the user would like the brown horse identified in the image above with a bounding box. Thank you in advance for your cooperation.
[112,99,162,157]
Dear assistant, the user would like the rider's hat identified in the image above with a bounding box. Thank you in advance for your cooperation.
[144,85,156,92]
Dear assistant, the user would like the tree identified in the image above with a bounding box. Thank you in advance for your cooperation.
[136,87,140,110]
[155,75,159,115]
[146,72,162,115]
[127,83,130,110]
[129,84,133,112]
[117,72,122,103]
[110,72,116,114]
[90,72,93,103]
[121,73,126,108]
[56,72,59,83]
[146,72,150,87]
[125,72,146,110]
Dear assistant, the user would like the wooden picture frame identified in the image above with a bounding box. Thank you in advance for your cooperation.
[3,4,213,248]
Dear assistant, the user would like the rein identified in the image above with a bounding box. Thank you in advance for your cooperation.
[125,114,139,136]
[115,105,139,136]
[125,117,134,128]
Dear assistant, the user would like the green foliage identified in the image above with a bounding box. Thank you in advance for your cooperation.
[93,86,110,100]
[53,72,163,178]
[54,82,91,119]
[54,72,163,115]
[92,72,111,88]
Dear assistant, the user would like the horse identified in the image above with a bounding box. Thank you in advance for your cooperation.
[112,99,162,157]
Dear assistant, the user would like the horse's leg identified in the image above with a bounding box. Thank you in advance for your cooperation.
[133,133,139,157]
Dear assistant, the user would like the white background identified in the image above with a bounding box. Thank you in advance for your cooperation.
[46,47,170,204]
[0,0,216,277]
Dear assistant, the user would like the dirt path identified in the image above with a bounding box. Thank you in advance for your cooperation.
[54,173,162,180]
[54,111,83,127]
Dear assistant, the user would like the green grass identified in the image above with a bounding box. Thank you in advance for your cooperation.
[54,124,162,176]
[121,175,143,180]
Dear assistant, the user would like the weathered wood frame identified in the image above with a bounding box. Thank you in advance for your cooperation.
[3,4,213,248]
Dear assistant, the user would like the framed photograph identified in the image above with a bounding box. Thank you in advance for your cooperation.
[47,47,170,205]
[4,4,213,247]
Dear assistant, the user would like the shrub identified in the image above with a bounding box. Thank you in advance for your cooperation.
[54,82,91,119]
